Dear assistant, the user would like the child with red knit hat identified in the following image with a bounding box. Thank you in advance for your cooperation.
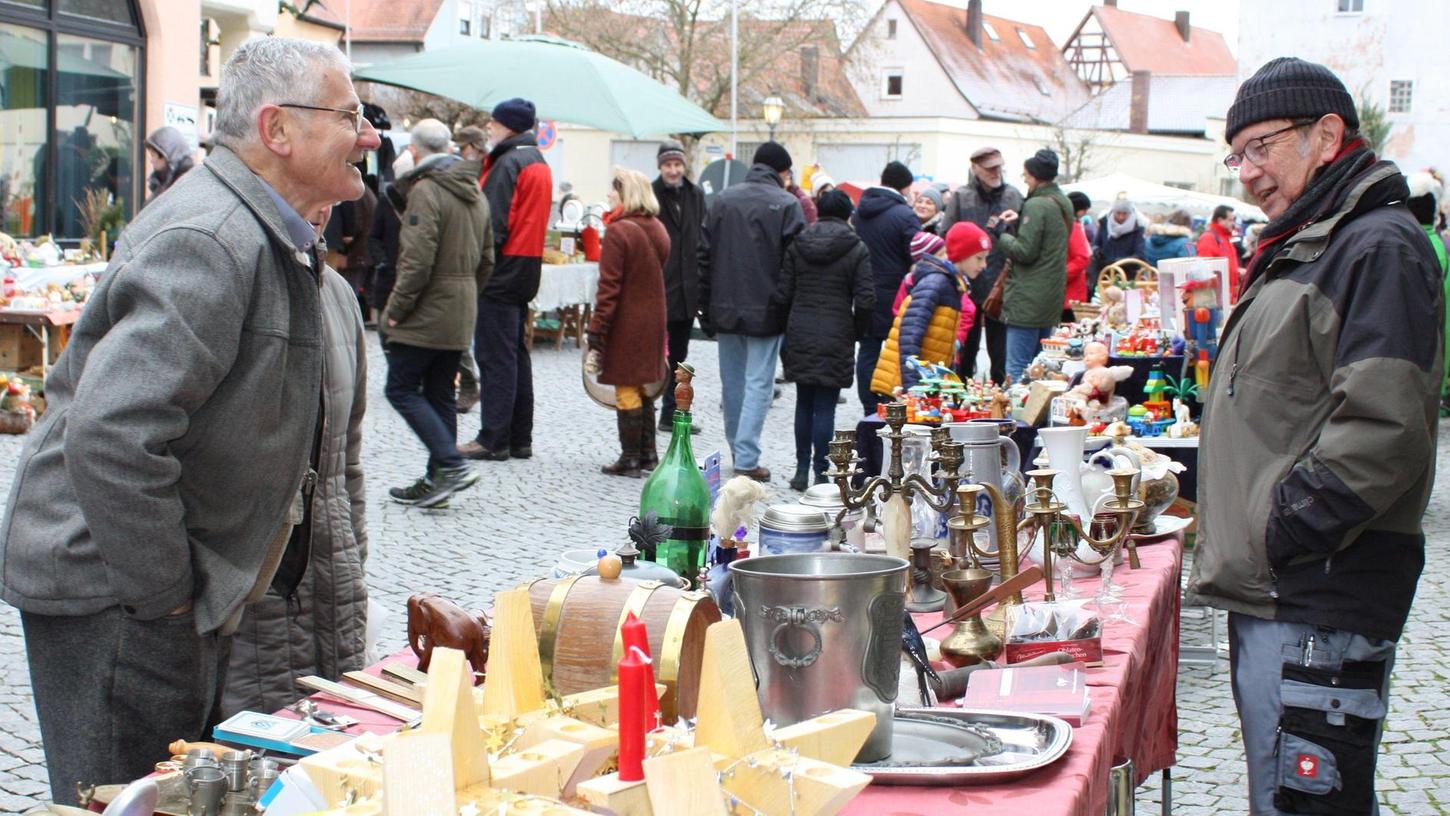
[946,221,992,374]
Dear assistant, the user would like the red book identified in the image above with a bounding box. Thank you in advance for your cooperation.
[961,663,1091,726]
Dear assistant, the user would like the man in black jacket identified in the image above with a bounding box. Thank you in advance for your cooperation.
[652,140,705,434]
[851,160,917,416]
[942,147,1022,384]
[697,142,805,481]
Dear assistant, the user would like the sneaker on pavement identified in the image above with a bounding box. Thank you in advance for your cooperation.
[419,464,480,508]
[389,475,436,505]
[458,440,510,460]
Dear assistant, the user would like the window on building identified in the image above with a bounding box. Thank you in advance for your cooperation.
[1017,28,1035,48]
[886,18,896,39]
[883,71,903,98]
[459,0,472,35]
[1389,80,1413,113]
[0,0,143,240]
[477,9,490,38]
[1033,77,1050,96]
[1337,0,1363,12]
[982,21,1000,41]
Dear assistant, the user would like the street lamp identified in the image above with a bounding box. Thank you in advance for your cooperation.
[762,95,785,142]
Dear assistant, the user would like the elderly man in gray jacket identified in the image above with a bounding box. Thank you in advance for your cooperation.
[0,38,380,803]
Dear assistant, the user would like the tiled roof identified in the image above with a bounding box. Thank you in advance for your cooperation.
[296,0,344,28]
[896,0,1090,123]
[344,0,443,43]
[1060,74,1238,133]
[1089,5,1236,77]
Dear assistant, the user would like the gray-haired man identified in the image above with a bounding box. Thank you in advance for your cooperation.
[0,38,379,802]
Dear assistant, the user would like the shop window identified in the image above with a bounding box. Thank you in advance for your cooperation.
[52,33,138,239]
[59,0,136,25]
[1337,0,1363,12]
[0,23,47,237]
[1389,80,1413,113]
[0,0,45,10]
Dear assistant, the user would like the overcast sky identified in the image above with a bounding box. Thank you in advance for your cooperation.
[973,0,1241,55]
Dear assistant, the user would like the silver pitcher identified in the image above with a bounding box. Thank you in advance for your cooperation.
[729,553,908,762]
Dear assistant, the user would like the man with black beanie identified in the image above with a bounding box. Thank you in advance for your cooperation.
[696,141,805,481]
[851,159,919,415]
[652,140,706,434]
[996,148,1072,382]
[1185,57,1441,814]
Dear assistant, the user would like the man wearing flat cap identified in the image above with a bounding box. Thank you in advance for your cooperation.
[1186,57,1441,814]
[652,140,706,434]
[943,146,1021,383]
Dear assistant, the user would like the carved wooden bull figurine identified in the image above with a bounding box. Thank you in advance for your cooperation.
[406,592,491,681]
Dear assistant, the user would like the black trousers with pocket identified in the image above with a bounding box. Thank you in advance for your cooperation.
[22,607,229,805]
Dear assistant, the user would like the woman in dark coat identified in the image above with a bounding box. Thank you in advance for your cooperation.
[775,189,875,490]
[588,168,671,477]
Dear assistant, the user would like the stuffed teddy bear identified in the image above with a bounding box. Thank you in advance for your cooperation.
[1099,285,1127,329]
[1065,364,1134,422]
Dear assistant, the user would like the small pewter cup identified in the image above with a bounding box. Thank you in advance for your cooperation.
[185,765,227,816]
[219,750,251,792]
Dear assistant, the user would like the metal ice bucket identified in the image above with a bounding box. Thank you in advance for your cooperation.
[729,553,908,762]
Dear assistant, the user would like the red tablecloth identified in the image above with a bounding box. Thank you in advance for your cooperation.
[841,534,1183,816]
[286,536,1182,815]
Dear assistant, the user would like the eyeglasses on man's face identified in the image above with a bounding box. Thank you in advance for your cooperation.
[1223,119,1318,172]
[280,102,367,134]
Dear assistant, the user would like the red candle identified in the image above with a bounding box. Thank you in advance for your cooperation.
[621,613,660,730]
[617,645,649,782]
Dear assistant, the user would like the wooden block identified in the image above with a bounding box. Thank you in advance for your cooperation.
[766,709,877,766]
[642,747,727,816]
[489,738,586,799]
[719,749,871,816]
[482,588,547,719]
[693,620,768,759]
[345,671,425,707]
[457,784,595,814]
[518,715,618,796]
[298,732,390,806]
[577,771,654,816]
[313,801,383,816]
[382,662,430,687]
[556,682,663,729]
[419,646,491,789]
[382,732,455,816]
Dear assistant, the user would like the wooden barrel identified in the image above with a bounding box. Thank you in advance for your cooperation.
[524,575,720,722]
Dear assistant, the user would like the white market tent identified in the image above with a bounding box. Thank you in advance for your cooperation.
[1062,173,1267,222]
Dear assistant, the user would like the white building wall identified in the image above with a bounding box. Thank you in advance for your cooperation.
[847,0,978,120]
[1237,0,1450,173]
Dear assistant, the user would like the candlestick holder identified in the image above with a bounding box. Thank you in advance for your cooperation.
[1020,468,1144,603]
[825,402,965,579]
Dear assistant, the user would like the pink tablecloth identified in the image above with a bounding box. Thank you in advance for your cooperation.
[841,534,1183,816]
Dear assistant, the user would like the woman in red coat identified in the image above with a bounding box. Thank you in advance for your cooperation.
[588,168,672,477]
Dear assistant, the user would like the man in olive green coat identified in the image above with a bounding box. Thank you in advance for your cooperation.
[381,118,494,507]
[996,148,1073,382]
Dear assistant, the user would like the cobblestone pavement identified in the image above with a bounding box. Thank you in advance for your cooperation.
[0,332,1447,813]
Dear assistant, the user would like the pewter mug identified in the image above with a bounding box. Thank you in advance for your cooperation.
[184,766,226,816]
[729,553,908,762]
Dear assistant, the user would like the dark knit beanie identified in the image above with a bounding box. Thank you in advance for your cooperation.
[881,160,913,191]
[817,189,854,221]
[1226,57,1359,143]
[1024,149,1059,181]
[752,141,792,173]
[490,97,536,134]
[1067,191,1091,212]
[657,139,687,167]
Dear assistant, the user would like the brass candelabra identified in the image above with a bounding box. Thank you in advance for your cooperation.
[1019,468,1144,602]
[824,402,965,611]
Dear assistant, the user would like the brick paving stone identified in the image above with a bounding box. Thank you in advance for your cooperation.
[0,334,1447,812]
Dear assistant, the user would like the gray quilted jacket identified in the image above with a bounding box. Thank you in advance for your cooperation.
[222,265,369,716]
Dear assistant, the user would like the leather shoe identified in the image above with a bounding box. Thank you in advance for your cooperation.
[458,440,509,461]
[510,446,533,459]
[736,466,771,482]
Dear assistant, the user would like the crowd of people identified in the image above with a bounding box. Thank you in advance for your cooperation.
[0,36,1443,816]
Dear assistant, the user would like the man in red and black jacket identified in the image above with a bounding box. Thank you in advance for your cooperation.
[459,97,553,460]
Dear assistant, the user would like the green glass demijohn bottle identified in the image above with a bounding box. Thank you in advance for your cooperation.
[639,363,711,585]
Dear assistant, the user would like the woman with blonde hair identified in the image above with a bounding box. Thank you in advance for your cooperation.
[588,168,672,476]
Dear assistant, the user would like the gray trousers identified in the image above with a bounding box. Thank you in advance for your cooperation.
[1228,612,1395,815]
[22,607,230,806]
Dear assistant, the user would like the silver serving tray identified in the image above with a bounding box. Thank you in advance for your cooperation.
[853,707,1073,786]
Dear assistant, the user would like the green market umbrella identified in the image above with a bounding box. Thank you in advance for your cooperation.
[353,36,724,138]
